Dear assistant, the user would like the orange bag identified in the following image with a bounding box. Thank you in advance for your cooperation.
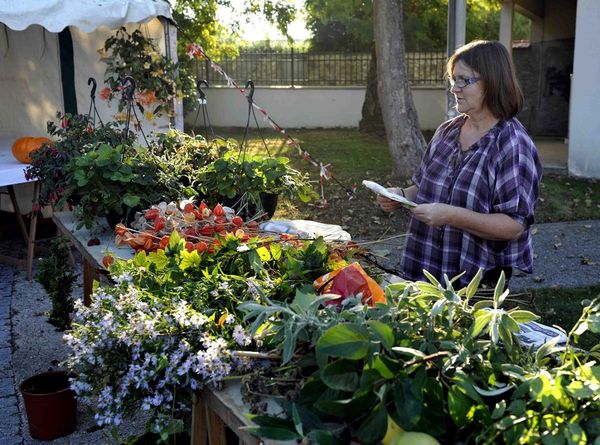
[313,262,385,307]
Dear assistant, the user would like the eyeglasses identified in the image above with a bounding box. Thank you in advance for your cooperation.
[449,77,480,89]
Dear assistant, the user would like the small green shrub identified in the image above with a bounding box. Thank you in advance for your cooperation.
[37,237,77,331]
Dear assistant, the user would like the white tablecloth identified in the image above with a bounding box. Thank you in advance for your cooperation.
[0,137,32,187]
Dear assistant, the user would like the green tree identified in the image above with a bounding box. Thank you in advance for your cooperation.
[303,0,530,52]
[171,0,296,108]
[172,0,296,60]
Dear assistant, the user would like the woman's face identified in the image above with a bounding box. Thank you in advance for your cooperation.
[450,60,486,116]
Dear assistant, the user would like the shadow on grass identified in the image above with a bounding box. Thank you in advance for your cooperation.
[531,285,600,350]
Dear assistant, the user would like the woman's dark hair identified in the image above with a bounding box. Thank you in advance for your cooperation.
[447,40,523,119]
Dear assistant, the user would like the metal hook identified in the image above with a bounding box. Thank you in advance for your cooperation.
[196,79,209,101]
[245,80,255,101]
[87,77,97,99]
[121,76,136,101]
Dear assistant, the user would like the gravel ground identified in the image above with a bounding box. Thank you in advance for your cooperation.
[1,219,600,444]
[1,238,145,445]
[360,219,600,293]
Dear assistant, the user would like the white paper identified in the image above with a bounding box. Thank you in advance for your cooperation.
[362,180,417,208]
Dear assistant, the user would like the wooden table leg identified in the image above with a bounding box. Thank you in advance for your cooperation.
[191,391,228,445]
[25,181,41,280]
[191,393,208,445]
[206,402,227,445]
[82,258,98,306]
[6,185,29,242]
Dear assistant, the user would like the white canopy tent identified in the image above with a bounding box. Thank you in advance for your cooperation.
[0,0,182,212]
[0,0,181,277]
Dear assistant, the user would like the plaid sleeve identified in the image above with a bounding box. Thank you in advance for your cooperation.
[492,132,542,227]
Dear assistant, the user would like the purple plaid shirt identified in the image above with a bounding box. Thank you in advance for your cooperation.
[401,115,542,288]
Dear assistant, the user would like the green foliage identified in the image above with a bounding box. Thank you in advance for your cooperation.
[197,149,317,209]
[466,0,531,44]
[37,237,76,331]
[241,272,600,444]
[303,0,531,52]
[102,28,187,119]
[24,112,133,208]
[69,143,164,228]
[66,231,347,433]
[304,0,374,51]
[142,129,233,199]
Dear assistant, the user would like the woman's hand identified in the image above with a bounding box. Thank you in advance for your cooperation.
[376,187,404,212]
[411,203,453,227]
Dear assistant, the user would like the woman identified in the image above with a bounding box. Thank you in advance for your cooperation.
[378,40,542,288]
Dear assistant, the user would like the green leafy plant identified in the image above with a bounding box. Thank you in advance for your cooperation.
[240,272,600,445]
[197,150,316,214]
[37,237,76,331]
[24,112,133,208]
[64,230,349,438]
[69,142,163,228]
[141,129,233,199]
[100,27,191,120]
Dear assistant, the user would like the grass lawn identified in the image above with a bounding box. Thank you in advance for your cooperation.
[531,285,600,350]
[212,127,600,225]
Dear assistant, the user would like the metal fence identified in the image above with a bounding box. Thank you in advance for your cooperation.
[195,49,446,87]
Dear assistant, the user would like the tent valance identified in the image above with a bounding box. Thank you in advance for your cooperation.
[0,0,172,32]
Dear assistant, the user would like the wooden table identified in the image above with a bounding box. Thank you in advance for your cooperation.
[0,137,42,279]
[192,381,295,445]
[52,211,134,305]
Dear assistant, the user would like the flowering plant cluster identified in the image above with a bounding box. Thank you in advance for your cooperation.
[99,27,188,121]
[65,226,355,434]
[24,112,133,209]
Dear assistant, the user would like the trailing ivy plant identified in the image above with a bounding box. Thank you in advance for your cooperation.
[240,272,600,445]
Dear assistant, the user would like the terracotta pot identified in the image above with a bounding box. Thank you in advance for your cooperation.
[19,370,77,440]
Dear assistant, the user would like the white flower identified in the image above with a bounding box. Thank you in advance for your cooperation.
[113,272,133,284]
[232,325,251,346]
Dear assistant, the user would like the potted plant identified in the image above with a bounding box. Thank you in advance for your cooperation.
[19,370,77,440]
[25,112,134,209]
[36,236,76,331]
[197,150,316,218]
[68,142,165,228]
[142,129,232,195]
[99,27,194,121]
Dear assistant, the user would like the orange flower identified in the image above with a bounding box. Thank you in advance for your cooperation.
[136,90,157,106]
[99,86,112,101]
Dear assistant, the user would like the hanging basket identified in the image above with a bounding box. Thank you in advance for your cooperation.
[19,370,77,440]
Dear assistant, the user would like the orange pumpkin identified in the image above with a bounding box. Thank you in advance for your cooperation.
[11,137,52,164]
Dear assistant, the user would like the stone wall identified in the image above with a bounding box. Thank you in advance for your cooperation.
[513,38,574,137]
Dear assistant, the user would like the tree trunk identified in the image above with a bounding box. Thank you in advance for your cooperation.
[373,0,427,180]
[359,45,385,135]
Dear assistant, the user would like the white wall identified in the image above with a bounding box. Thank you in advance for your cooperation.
[184,86,446,131]
[568,0,600,178]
